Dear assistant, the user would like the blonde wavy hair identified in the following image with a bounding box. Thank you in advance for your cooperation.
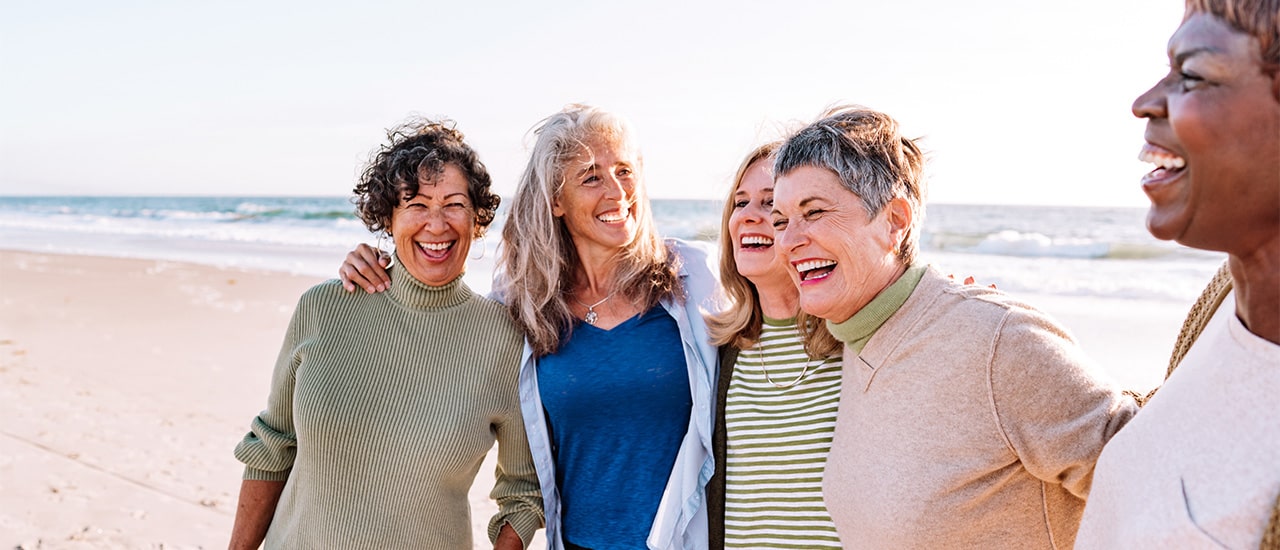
[497,104,680,356]
[706,142,842,358]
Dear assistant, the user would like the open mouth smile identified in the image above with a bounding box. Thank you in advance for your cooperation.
[1138,143,1187,190]
[596,203,632,223]
[794,259,837,282]
[739,234,773,250]
[417,240,455,260]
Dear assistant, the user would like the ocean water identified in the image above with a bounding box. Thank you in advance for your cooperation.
[0,196,1224,304]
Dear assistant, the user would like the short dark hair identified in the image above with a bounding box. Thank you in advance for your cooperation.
[774,105,927,265]
[353,117,500,237]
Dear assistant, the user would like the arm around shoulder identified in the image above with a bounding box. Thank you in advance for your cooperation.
[987,305,1139,498]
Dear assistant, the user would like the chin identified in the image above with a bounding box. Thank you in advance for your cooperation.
[1145,209,1186,242]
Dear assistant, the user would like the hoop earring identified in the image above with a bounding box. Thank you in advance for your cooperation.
[471,234,487,260]
[377,232,393,256]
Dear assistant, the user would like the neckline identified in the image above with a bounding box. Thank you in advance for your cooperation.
[386,262,472,310]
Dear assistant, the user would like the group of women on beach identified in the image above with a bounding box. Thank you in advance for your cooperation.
[228,0,1279,547]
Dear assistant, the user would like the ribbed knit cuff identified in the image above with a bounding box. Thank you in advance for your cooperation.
[489,511,544,549]
[242,466,290,482]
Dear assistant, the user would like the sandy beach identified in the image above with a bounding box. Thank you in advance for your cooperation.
[0,248,1191,549]
[0,250,546,549]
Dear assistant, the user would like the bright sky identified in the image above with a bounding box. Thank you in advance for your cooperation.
[1,1,1185,206]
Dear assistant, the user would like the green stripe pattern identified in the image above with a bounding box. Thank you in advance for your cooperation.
[724,317,843,548]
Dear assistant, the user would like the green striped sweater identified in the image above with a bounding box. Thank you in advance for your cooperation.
[724,316,843,548]
[234,269,543,548]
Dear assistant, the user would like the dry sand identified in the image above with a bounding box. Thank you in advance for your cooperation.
[0,250,544,549]
[0,249,1190,549]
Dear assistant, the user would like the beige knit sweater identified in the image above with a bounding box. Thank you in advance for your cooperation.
[822,266,1137,549]
[235,269,542,548]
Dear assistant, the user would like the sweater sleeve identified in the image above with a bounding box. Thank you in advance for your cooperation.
[988,305,1138,499]
[487,388,545,547]
[233,293,307,481]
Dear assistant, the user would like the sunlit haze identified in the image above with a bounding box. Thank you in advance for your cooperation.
[1,1,1185,206]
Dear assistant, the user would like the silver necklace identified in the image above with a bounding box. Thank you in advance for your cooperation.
[753,334,822,388]
[573,289,618,325]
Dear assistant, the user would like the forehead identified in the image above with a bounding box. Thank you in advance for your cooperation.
[736,160,774,194]
[1169,12,1261,61]
[774,165,847,204]
[573,133,639,164]
[408,164,469,197]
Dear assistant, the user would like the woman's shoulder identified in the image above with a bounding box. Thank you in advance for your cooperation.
[896,266,1074,348]
[665,238,721,306]
[298,278,358,304]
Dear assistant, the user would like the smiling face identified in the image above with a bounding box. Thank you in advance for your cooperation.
[1133,12,1280,252]
[552,136,641,257]
[772,165,909,324]
[728,159,792,291]
[389,163,475,286]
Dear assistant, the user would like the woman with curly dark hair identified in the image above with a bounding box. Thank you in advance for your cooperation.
[229,117,543,549]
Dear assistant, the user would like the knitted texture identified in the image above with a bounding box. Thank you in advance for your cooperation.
[1167,261,1234,378]
[823,266,1136,549]
[235,270,542,548]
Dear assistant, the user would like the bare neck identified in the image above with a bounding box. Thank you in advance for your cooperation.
[573,244,624,298]
[1229,235,1280,345]
[752,276,800,320]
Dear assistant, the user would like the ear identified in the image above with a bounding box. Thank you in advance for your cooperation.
[551,196,565,217]
[883,197,913,250]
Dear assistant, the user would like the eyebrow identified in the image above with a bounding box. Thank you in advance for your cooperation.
[408,192,469,202]
[1173,46,1220,65]
[796,196,827,209]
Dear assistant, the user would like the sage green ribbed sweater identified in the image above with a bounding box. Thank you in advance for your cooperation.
[235,268,543,549]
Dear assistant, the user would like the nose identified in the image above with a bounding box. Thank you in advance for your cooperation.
[1132,77,1168,120]
[775,219,806,257]
[603,171,632,202]
[422,206,449,231]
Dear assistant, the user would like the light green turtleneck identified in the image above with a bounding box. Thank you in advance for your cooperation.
[235,266,542,548]
[826,264,927,354]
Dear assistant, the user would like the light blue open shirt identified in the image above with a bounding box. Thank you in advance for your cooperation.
[508,239,720,550]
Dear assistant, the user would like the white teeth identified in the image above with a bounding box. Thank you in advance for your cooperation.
[597,211,626,222]
[418,241,452,251]
[795,259,836,273]
[1138,148,1186,170]
[741,235,773,246]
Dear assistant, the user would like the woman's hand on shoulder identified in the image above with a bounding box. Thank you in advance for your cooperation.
[948,273,996,289]
[338,243,391,293]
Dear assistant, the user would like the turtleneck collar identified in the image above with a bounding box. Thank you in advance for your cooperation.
[826,263,926,354]
[386,262,473,311]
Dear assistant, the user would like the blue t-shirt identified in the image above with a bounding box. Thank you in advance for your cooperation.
[537,304,693,550]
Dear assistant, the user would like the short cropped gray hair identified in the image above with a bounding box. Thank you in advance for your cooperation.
[773,105,927,265]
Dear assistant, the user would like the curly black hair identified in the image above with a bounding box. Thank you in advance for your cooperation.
[352,117,501,237]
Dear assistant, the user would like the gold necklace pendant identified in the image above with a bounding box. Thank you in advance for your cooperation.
[755,336,821,389]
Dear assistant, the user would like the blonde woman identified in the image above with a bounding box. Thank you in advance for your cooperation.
[704,143,845,549]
